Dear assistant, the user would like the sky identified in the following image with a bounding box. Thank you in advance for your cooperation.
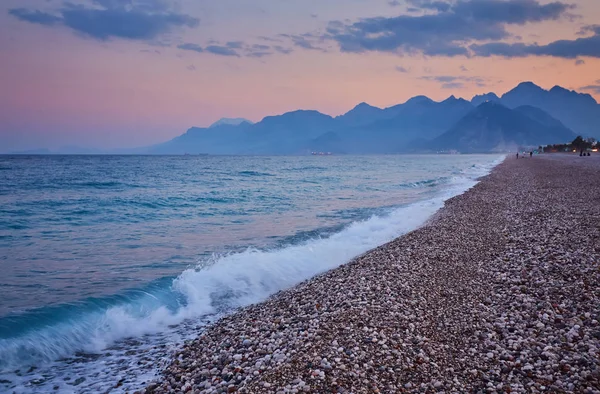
[1,0,600,152]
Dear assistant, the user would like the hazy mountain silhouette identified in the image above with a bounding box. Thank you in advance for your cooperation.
[309,95,474,153]
[431,102,576,153]
[500,82,600,138]
[150,122,252,154]
[151,111,336,154]
[335,102,390,126]
[471,92,500,107]
[209,118,253,128]
[150,81,597,155]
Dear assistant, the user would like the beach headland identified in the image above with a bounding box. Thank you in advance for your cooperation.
[146,154,599,393]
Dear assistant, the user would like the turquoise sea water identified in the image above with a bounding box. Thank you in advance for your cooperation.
[0,154,503,393]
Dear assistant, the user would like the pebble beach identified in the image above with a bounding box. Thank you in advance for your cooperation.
[146,155,600,394]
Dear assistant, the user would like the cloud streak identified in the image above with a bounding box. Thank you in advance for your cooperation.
[580,84,600,94]
[419,75,487,87]
[279,33,328,52]
[470,26,600,58]
[178,41,294,58]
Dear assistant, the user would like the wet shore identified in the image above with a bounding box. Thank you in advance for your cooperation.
[146,154,600,394]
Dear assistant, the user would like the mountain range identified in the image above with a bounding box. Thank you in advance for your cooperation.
[148,81,597,155]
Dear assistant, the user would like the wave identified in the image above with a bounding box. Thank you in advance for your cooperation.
[237,170,275,177]
[0,155,504,373]
[405,176,449,188]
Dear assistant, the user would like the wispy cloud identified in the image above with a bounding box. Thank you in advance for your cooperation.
[205,45,240,57]
[178,43,204,53]
[420,75,487,87]
[580,84,600,94]
[279,33,328,52]
[178,41,294,58]
[441,82,464,89]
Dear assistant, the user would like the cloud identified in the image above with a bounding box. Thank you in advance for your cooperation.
[420,75,487,87]
[577,24,600,35]
[8,1,198,42]
[442,82,464,89]
[178,41,293,58]
[140,48,161,54]
[8,9,62,25]
[575,59,585,65]
[470,30,600,58]
[178,43,203,53]
[580,85,600,94]
[274,45,293,54]
[246,44,272,58]
[407,0,451,12]
[252,44,270,51]
[178,43,240,57]
[258,36,283,43]
[186,64,196,71]
[460,65,468,72]
[324,0,574,57]
[421,75,459,83]
[226,41,244,49]
[395,66,409,73]
[388,0,402,6]
[279,33,328,52]
[205,45,240,57]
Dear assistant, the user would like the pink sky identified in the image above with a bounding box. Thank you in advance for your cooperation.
[1,0,599,151]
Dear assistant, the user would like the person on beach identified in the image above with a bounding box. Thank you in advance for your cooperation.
[530,151,533,158]
[516,153,519,159]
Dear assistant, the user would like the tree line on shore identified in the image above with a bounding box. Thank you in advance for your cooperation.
[540,136,598,153]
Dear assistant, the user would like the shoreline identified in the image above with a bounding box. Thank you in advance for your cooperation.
[146,155,599,393]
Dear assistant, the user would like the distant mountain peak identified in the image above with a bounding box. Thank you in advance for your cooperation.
[260,109,333,125]
[432,100,576,153]
[515,81,543,90]
[344,102,381,114]
[209,117,253,128]
[548,85,598,104]
[282,109,329,117]
[471,92,500,107]
[442,95,469,104]
[549,85,569,93]
[405,95,433,105]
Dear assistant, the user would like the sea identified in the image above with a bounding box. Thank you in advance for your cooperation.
[0,154,503,393]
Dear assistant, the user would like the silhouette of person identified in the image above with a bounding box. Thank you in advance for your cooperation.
[516,153,519,159]
[530,151,533,158]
